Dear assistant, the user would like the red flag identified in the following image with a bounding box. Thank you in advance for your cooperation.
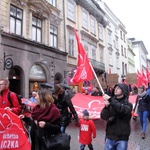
[71,28,93,83]
[0,109,31,150]
[146,68,150,82]
[142,68,148,87]
[137,70,143,87]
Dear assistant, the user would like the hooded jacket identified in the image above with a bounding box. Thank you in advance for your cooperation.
[101,83,133,141]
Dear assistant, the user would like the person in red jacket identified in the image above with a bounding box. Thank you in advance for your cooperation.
[79,110,96,150]
[0,78,21,115]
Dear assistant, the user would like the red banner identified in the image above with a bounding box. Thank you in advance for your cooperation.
[0,109,31,150]
[72,93,137,119]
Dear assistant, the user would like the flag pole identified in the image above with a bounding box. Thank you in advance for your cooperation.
[89,62,105,95]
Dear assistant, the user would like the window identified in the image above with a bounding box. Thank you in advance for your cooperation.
[68,0,75,21]
[50,25,58,48]
[122,62,124,75]
[10,5,23,35]
[114,36,118,49]
[47,0,57,7]
[124,48,126,57]
[120,30,122,39]
[125,64,127,74]
[98,24,103,40]
[91,45,96,60]
[32,16,42,42]
[123,34,126,42]
[82,39,89,56]
[121,45,124,56]
[68,30,75,56]
[107,30,112,44]
[109,51,113,65]
[100,47,104,63]
[116,56,119,68]
[82,9,88,29]
[90,16,95,34]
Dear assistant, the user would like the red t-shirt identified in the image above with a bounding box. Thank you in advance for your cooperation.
[79,118,96,145]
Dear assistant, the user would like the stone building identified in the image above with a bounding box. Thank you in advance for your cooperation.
[0,0,67,98]
[64,0,108,91]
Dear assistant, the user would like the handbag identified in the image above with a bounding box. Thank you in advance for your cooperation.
[42,132,71,150]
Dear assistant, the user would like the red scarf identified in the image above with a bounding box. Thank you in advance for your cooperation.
[31,104,60,123]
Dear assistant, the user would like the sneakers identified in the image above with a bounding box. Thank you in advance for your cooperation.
[141,132,145,139]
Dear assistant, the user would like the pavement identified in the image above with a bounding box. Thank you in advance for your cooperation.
[66,117,150,150]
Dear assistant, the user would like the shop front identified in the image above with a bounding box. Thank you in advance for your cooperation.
[29,64,47,97]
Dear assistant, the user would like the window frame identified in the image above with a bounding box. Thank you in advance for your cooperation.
[90,15,95,34]
[68,30,75,57]
[32,16,42,43]
[10,4,23,35]
[98,23,103,40]
[48,0,57,7]
[82,8,88,29]
[99,46,104,63]
[50,24,58,48]
[91,44,96,60]
[67,0,75,21]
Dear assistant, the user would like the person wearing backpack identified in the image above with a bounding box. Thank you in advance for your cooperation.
[0,78,21,115]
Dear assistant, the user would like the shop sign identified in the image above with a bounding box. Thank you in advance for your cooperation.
[29,65,46,80]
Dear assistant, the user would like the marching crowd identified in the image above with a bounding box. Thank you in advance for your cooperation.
[1,78,150,150]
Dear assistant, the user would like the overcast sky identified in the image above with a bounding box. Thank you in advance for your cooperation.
[103,0,150,58]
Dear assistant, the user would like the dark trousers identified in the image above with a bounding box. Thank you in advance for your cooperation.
[80,143,94,150]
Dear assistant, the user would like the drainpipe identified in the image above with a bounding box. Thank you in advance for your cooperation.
[63,0,67,52]
[63,0,67,81]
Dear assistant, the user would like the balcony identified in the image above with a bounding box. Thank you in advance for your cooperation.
[90,59,105,71]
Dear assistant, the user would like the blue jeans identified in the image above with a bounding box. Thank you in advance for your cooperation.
[105,138,128,150]
[60,126,66,133]
[138,110,149,133]
[80,144,93,150]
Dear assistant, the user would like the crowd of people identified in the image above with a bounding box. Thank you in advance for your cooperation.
[1,77,150,150]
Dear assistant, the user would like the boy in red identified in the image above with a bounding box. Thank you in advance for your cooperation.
[79,110,96,150]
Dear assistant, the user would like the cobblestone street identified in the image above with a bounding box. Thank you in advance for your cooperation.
[66,117,150,150]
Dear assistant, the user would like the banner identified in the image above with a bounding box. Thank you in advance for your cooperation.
[0,109,31,150]
[126,73,137,84]
[72,93,137,119]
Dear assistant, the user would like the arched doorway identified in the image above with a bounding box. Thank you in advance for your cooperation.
[54,72,63,85]
[9,66,23,96]
[29,64,46,97]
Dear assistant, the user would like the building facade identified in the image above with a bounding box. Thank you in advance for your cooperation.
[0,0,67,98]
[129,38,148,73]
[64,0,108,90]
[127,39,135,73]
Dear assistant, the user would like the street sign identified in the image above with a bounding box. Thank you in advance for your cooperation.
[5,58,13,69]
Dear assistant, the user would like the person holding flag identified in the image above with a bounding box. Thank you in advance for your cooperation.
[101,83,132,150]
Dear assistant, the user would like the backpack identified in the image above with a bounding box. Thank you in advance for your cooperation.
[7,91,30,115]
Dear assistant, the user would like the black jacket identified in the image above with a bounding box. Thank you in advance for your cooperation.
[54,90,78,127]
[101,83,133,141]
